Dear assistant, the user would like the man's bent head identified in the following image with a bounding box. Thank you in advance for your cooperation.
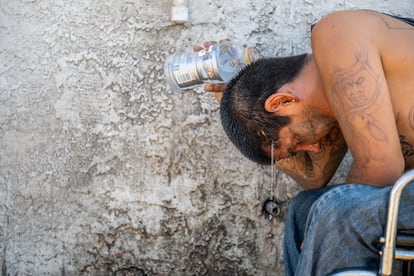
[219,54,309,164]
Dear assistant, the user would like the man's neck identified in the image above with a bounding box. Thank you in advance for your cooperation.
[301,55,335,118]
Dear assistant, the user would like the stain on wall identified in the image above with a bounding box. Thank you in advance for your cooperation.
[0,0,412,274]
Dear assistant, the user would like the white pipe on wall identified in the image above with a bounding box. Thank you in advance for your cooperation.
[171,0,189,23]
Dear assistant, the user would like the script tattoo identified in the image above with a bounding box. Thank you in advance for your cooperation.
[331,47,387,161]
[286,106,334,179]
[277,152,315,180]
[303,153,315,178]
[400,134,414,159]
[373,12,414,31]
[289,106,332,142]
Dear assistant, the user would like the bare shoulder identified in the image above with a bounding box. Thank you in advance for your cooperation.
[312,10,414,46]
[312,10,381,44]
[310,10,379,77]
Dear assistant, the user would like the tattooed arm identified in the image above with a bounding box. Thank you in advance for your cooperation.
[276,126,348,190]
[311,10,405,186]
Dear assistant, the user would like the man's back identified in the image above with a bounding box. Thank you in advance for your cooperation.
[311,10,414,185]
[375,12,414,170]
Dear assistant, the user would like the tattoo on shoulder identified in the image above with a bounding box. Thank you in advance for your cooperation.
[400,134,414,159]
[331,48,382,113]
[331,46,387,160]
[373,13,414,31]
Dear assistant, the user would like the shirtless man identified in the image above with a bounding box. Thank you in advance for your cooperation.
[209,10,414,275]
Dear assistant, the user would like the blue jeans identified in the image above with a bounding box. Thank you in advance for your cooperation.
[283,183,414,276]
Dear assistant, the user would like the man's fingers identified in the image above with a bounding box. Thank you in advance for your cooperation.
[214,83,227,92]
[204,83,226,92]
[194,39,230,52]
[204,83,215,91]
[203,41,218,49]
[204,84,225,103]
[193,45,203,52]
[193,41,217,52]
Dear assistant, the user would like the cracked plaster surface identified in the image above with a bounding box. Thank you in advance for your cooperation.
[0,0,412,274]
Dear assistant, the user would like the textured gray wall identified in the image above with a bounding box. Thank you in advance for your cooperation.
[0,0,412,275]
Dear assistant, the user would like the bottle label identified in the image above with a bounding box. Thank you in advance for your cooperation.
[170,53,199,85]
[175,70,195,85]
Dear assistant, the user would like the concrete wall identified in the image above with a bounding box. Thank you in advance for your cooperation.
[0,0,412,274]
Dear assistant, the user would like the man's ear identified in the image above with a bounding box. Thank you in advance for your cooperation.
[264,92,299,114]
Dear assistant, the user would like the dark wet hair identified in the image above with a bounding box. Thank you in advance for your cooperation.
[220,54,309,164]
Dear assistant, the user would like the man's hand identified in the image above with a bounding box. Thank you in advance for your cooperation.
[193,40,228,102]
[276,126,348,190]
[204,83,226,102]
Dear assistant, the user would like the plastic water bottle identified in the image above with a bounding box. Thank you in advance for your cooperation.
[164,42,260,92]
